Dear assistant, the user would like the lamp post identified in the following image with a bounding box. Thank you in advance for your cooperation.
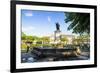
[25,41,33,53]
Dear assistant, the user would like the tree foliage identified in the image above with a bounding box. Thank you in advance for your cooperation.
[72,35,90,45]
[41,37,50,44]
[61,36,68,44]
[64,12,90,34]
[21,32,26,40]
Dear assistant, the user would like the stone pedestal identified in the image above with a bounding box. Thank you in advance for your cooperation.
[54,30,61,44]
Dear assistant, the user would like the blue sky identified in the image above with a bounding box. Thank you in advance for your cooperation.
[21,10,73,37]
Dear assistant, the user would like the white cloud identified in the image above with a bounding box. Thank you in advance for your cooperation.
[24,12,33,17]
[47,16,51,22]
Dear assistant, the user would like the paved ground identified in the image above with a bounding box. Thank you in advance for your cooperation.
[21,51,90,63]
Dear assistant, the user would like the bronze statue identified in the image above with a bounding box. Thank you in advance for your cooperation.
[56,22,60,30]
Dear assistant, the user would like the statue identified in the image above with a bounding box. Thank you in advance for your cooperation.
[56,22,60,31]
[54,22,61,44]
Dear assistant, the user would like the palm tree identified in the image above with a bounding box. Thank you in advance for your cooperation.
[64,12,90,34]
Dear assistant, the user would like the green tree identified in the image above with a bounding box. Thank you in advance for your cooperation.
[22,32,26,36]
[72,35,90,45]
[21,32,26,40]
[41,37,50,44]
[40,37,50,48]
[26,36,34,41]
[61,36,68,45]
[64,12,90,34]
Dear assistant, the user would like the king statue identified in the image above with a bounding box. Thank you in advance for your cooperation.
[56,22,60,31]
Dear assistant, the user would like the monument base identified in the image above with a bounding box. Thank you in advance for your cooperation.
[54,30,61,44]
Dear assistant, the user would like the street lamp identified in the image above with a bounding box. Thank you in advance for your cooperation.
[25,41,33,53]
